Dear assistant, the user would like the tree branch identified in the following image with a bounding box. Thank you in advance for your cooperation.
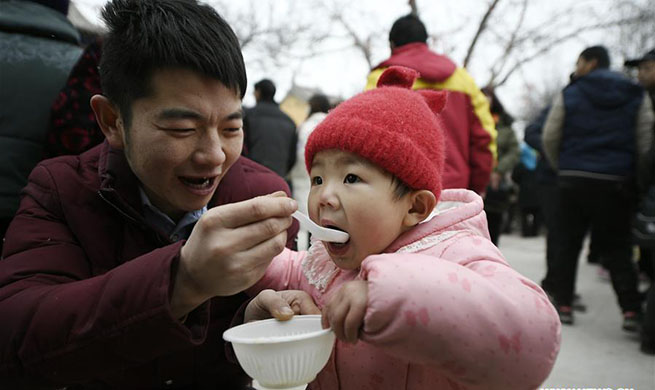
[463,0,501,68]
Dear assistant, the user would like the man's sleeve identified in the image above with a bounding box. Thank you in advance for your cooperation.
[496,124,520,175]
[0,165,209,386]
[524,106,551,152]
[635,94,655,189]
[458,70,496,193]
[541,93,566,170]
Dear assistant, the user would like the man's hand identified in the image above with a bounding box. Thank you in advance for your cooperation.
[245,289,320,322]
[321,280,368,344]
[170,192,296,318]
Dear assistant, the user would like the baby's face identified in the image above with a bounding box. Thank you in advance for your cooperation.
[308,149,413,270]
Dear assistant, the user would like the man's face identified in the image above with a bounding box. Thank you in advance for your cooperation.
[118,68,243,220]
[574,56,596,78]
[638,60,655,90]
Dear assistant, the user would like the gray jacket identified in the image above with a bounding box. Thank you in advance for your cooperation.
[0,0,82,217]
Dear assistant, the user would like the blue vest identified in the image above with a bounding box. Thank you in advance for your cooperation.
[559,69,644,177]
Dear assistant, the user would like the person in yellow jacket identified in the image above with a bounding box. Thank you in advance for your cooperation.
[366,14,496,195]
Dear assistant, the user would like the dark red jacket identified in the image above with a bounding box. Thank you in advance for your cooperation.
[0,142,298,389]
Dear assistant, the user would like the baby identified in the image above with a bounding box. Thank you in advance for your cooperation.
[246,66,560,390]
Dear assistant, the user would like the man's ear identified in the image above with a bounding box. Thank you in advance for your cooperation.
[403,190,437,227]
[90,94,125,150]
[588,58,599,72]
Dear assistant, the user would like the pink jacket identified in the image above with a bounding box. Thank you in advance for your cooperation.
[250,189,560,390]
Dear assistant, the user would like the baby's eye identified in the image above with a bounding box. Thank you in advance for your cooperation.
[311,176,323,185]
[344,174,360,184]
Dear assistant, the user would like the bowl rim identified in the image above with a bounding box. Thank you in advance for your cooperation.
[223,314,334,344]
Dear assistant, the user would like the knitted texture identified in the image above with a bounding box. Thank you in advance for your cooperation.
[305,66,447,198]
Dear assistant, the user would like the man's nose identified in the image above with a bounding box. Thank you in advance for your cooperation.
[194,132,226,166]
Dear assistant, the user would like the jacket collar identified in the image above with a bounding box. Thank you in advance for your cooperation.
[384,189,485,253]
[376,42,457,83]
[97,141,148,228]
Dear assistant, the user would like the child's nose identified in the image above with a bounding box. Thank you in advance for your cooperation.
[318,183,340,209]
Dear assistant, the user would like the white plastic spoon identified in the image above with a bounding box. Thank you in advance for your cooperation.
[292,211,349,243]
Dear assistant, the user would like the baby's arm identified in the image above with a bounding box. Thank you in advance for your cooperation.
[357,235,560,390]
[246,248,306,295]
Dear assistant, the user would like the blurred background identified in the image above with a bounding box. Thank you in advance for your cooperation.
[71,0,654,131]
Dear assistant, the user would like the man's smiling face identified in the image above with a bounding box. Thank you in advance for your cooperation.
[119,67,244,220]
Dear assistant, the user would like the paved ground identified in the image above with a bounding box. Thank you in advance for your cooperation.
[499,233,655,389]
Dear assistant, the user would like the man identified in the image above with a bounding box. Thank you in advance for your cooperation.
[244,79,297,180]
[625,48,655,355]
[0,1,317,388]
[0,0,82,252]
[542,45,654,329]
[626,48,655,103]
[366,14,496,194]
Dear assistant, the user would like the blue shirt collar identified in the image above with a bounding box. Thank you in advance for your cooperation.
[139,187,207,242]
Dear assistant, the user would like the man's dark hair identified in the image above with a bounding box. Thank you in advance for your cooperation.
[99,0,246,128]
[389,14,428,47]
[580,45,610,69]
[255,79,276,102]
[308,94,330,115]
[481,86,513,123]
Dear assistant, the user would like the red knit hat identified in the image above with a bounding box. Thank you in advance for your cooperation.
[305,66,447,199]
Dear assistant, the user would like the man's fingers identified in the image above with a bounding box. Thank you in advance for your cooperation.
[267,191,289,198]
[207,194,297,229]
[282,291,321,315]
[216,216,292,253]
[256,289,295,321]
[238,230,289,268]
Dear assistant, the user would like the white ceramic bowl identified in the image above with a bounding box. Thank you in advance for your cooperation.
[223,315,335,390]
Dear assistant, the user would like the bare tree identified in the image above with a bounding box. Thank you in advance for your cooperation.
[610,0,655,60]
[209,0,331,69]
[471,0,655,88]
[462,0,501,68]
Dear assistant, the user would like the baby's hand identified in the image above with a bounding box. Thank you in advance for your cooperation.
[321,280,368,344]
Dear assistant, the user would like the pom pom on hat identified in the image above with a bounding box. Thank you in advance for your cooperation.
[305,66,447,199]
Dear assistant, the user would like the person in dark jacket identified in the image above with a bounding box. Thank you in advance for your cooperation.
[625,48,655,355]
[244,79,297,179]
[0,0,82,252]
[44,38,104,158]
[542,45,655,329]
[0,1,317,388]
[511,142,541,237]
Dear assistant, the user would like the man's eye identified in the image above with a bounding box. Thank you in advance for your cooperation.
[344,174,360,184]
[311,176,323,185]
[166,128,194,133]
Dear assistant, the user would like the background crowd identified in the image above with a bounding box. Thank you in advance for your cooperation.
[0,0,654,388]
